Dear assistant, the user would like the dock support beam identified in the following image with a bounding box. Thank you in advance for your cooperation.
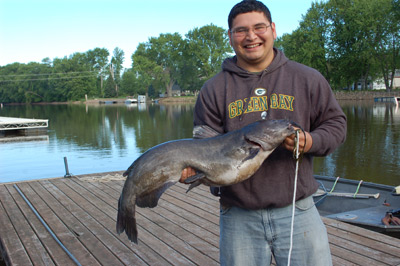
[64,157,72,178]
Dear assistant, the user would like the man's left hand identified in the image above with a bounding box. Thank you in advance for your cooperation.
[282,128,313,154]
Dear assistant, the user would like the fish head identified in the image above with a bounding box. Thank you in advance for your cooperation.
[243,119,295,151]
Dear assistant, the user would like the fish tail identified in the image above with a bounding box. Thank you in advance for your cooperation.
[116,195,138,244]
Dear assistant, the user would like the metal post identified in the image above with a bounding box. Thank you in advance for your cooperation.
[64,156,72,178]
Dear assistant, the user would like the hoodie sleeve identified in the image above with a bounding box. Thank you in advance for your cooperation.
[308,77,347,156]
[193,76,225,134]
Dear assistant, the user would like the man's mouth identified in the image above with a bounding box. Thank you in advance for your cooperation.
[245,43,262,49]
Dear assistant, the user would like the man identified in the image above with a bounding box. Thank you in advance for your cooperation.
[181,1,347,265]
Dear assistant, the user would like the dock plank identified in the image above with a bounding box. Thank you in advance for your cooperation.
[19,181,102,266]
[2,184,55,265]
[1,172,400,266]
[0,186,33,266]
[73,177,219,265]
[66,178,176,266]
[323,217,400,249]
[326,222,400,263]
[42,179,145,266]
[328,233,389,265]
[69,176,207,265]
[8,183,75,266]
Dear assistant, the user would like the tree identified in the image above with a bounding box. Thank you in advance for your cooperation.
[276,2,339,86]
[0,63,30,102]
[86,48,109,96]
[130,25,232,97]
[324,0,400,91]
[148,33,184,97]
[277,0,399,91]
[147,84,157,98]
[183,24,233,91]
[0,47,107,103]
[131,43,165,96]
[120,69,138,96]
[104,76,116,97]
[131,33,184,97]
[372,0,400,91]
[110,47,125,97]
[50,53,97,101]
[326,0,375,89]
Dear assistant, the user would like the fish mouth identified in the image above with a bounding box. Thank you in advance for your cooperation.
[245,138,264,149]
[245,136,268,151]
[288,122,300,134]
[245,123,295,151]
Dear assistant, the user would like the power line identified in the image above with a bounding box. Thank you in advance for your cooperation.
[0,74,97,83]
[0,70,97,77]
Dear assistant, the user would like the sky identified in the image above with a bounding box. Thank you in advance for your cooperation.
[0,0,316,69]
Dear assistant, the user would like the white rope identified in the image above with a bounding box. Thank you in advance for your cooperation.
[287,130,300,266]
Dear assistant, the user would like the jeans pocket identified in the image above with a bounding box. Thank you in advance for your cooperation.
[295,196,315,211]
[220,203,231,215]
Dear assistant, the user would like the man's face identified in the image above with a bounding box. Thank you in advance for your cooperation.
[228,11,277,72]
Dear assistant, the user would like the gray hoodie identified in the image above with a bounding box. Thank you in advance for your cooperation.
[194,48,347,209]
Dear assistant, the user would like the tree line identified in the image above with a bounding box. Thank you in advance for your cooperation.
[0,0,399,103]
[0,24,232,103]
[275,0,399,91]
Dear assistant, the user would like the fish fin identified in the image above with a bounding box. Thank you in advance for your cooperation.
[136,182,176,208]
[242,148,260,162]
[116,195,138,244]
[123,164,134,177]
[183,172,206,184]
[193,125,221,139]
[186,180,202,193]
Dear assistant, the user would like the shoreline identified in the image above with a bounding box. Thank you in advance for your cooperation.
[1,91,399,105]
[333,91,400,100]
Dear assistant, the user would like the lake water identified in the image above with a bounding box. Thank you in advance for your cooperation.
[0,101,399,186]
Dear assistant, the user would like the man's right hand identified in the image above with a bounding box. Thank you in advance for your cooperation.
[180,167,196,183]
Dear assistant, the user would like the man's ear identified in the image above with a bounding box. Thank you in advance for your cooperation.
[228,29,233,47]
[271,22,277,40]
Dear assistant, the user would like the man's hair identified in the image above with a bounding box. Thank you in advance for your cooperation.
[228,0,272,29]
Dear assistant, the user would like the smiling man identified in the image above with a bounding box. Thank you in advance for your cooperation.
[180,1,347,265]
[228,10,276,72]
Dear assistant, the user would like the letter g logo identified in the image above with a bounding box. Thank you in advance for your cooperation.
[254,88,266,96]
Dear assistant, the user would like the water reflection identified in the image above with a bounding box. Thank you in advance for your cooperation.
[0,103,195,182]
[313,101,400,186]
[0,101,399,186]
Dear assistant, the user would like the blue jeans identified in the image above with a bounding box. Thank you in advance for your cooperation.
[219,196,332,266]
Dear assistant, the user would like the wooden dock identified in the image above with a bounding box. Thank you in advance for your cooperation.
[1,172,400,265]
[0,117,48,131]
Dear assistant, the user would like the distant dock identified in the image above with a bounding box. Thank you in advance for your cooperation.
[0,116,49,131]
[374,96,399,105]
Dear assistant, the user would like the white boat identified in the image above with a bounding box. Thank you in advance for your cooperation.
[125,98,138,104]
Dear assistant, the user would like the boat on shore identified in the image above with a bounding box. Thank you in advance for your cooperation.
[125,98,138,104]
[313,175,400,238]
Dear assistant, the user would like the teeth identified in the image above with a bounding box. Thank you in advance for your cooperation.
[246,44,260,48]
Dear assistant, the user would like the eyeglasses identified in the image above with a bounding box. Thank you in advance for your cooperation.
[230,24,271,38]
